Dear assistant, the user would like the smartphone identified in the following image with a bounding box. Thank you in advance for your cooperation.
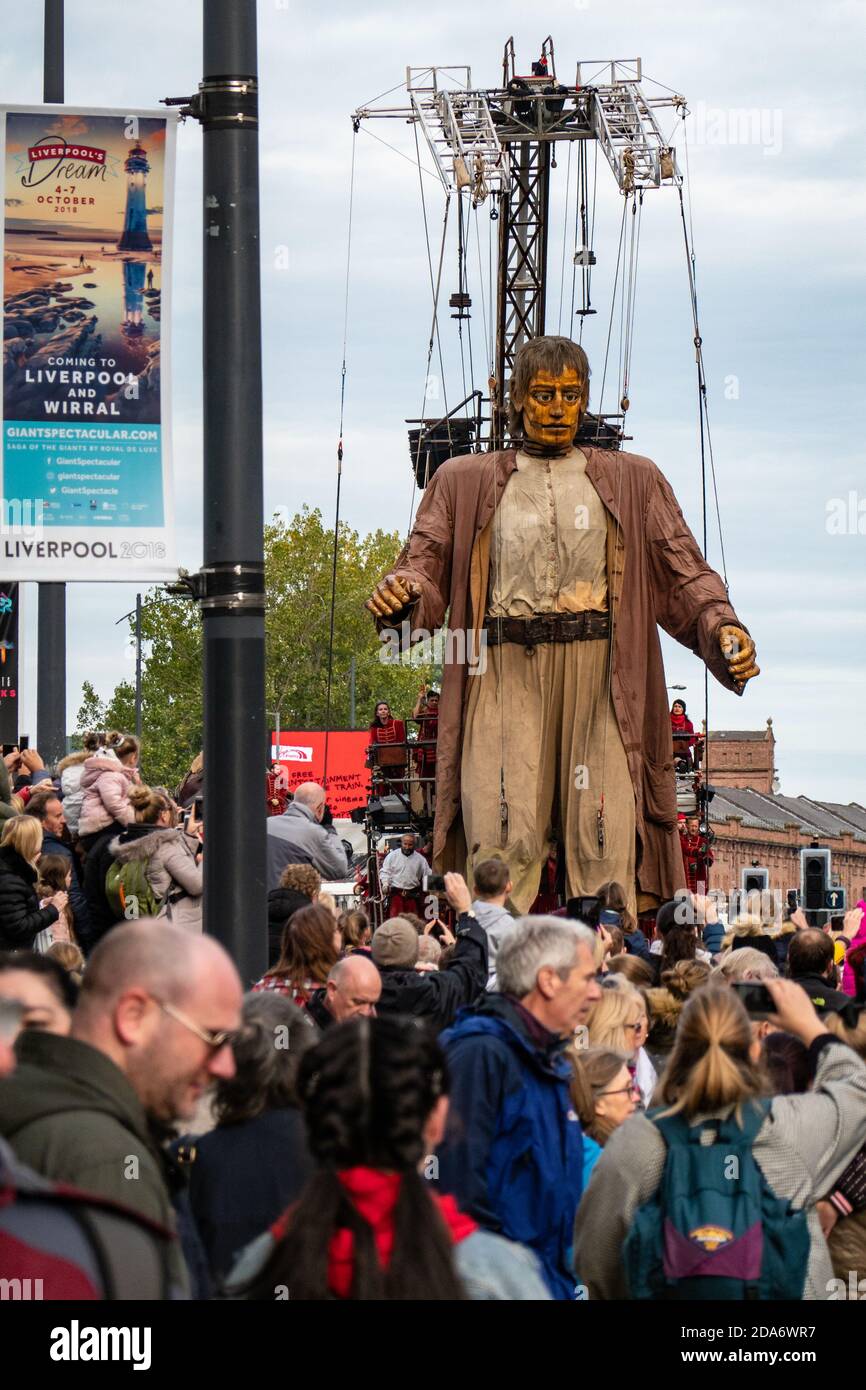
[427,874,447,894]
[1,744,17,757]
[566,896,601,929]
[731,981,775,1018]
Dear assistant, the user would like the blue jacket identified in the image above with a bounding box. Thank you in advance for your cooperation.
[436,994,584,1300]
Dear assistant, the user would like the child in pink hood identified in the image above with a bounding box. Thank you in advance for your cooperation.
[77,734,141,843]
[842,902,866,997]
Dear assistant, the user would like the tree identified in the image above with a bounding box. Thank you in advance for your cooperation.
[78,507,437,789]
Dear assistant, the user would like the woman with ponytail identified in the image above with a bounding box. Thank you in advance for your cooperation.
[109,784,203,931]
[575,979,866,1299]
[224,1015,550,1300]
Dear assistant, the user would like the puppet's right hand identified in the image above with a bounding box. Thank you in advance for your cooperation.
[365,573,422,619]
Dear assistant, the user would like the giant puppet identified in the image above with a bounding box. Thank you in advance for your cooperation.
[366,336,758,913]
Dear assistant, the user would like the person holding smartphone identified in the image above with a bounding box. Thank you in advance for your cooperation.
[575,979,866,1300]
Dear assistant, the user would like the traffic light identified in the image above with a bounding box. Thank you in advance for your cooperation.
[800,848,831,925]
[741,867,769,895]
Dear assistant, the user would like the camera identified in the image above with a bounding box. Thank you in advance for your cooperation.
[730,981,775,1018]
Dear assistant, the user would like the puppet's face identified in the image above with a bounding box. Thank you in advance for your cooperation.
[521,367,584,448]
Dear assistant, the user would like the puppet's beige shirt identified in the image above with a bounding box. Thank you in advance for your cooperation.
[487,447,608,616]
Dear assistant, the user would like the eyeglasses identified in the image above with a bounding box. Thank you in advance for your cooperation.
[598,1081,641,1098]
[157,999,236,1051]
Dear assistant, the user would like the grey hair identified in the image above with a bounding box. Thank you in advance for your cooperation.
[212,991,315,1126]
[712,947,779,983]
[496,915,596,998]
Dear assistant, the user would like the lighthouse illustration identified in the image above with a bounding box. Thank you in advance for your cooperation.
[117,143,153,252]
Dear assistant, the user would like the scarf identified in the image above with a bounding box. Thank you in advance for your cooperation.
[271,1166,477,1298]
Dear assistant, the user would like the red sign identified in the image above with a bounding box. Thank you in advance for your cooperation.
[27,142,106,164]
[271,731,370,817]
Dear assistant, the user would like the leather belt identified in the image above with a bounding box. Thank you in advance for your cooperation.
[483,610,610,647]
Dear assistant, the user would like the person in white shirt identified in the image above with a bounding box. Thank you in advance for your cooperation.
[379,833,428,919]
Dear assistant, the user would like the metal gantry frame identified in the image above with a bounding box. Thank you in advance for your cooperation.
[354,41,685,455]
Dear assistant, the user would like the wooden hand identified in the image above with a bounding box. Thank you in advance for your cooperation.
[365,572,422,619]
[719,624,760,691]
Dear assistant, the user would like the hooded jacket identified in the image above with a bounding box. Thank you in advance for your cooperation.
[436,992,585,1300]
[0,1134,178,1300]
[57,749,90,835]
[0,1028,187,1292]
[109,823,203,933]
[0,842,59,950]
[843,903,866,997]
[375,915,488,1032]
[470,899,515,989]
[78,750,137,837]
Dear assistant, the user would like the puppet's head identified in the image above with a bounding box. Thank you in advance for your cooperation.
[508,335,590,450]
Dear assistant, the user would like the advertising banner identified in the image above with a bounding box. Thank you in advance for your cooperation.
[0,581,19,743]
[271,731,371,817]
[1,105,178,580]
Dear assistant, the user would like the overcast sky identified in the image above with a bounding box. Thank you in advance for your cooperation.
[2,0,865,802]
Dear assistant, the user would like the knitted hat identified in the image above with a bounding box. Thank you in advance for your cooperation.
[371,918,419,969]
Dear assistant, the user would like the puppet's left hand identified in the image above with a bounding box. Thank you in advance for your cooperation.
[719,624,759,691]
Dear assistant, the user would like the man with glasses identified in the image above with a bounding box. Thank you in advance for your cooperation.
[0,919,243,1293]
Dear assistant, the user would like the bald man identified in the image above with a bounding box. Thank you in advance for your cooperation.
[306,954,382,1032]
[266,780,350,890]
[0,920,243,1294]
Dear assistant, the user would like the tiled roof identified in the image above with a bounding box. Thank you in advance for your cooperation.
[709,788,866,843]
[820,802,866,836]
[707,730,769,741]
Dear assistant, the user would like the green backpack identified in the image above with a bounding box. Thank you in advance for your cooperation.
[623,1100,809,1300]
[105,857,165,921]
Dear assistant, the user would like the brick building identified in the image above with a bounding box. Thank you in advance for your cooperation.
[705,720,777,794]
[700,724,866,911]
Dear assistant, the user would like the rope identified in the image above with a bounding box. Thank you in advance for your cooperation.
[323,121,358,783]
[471,201,492,380]
[357,122,440,185]
[593,197,628,440]
[557,139,573,334]
[620,191,643,410]
[677,107,732,830]
[456,194,470,418]
[408,119,452,533]
[676,173,727,582]
[598,189,641,829]
[581,139,599,346]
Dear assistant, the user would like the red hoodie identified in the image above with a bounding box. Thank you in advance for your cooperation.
[271,1166,477,1298]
